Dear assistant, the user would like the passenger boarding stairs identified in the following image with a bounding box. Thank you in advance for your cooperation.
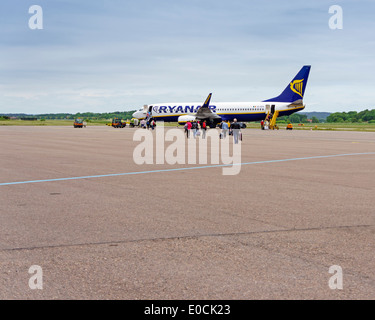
[265,111,280,130]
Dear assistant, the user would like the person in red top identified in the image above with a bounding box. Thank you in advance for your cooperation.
[201,120,207,139]
[186,121,192,138]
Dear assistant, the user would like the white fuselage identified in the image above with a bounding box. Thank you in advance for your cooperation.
[132,101,304,123]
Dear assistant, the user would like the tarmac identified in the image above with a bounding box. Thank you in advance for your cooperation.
[0,125,374,299]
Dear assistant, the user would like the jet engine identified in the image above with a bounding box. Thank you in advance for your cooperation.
[177,115,196,125]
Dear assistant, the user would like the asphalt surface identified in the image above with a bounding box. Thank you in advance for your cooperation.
[0,125,374,299]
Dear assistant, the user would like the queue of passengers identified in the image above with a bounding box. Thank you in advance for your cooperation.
[140,118,156,130]
[184,120,207,139]
[184,119,241,144]
[138,118,242,144]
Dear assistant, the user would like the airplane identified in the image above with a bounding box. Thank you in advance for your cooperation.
[132,65,311,128]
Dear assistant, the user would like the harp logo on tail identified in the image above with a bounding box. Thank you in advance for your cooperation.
[290,79,304,98]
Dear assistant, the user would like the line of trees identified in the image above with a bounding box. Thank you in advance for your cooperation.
[278,114,320,124]
[0,111,136,121]
[3,109,375,123]
[326,109,375,123]
[38,111,136,120]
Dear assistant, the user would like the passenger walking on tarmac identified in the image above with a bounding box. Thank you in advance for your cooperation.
[260,119,264,130]
[140,119,146,129]
[151,119,156,130]
[221,121,229,138]
[201,120,207,139]
[186,121,192,138]
[146,119,150,129]
[231,118,241,144]
[192,120,198,138]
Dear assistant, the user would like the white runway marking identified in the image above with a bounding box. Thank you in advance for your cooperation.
[1,152,374,187]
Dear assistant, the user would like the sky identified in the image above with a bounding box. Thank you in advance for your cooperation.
[1,0,374,114]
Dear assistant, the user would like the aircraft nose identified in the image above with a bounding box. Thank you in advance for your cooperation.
[132,111,140,118]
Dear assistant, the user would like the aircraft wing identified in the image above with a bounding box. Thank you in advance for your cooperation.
[195,93,221,120]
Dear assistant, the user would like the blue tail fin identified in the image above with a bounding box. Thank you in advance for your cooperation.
[263,65,311,103]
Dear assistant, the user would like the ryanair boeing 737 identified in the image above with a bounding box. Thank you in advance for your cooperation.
[132,65,311,128]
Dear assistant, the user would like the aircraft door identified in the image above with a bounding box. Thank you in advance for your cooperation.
[148,106,153,117]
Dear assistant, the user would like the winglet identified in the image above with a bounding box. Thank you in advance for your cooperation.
[195,92,221,120]
[202,93,212,108]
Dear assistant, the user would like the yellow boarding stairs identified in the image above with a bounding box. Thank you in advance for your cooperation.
[265,111,280,130]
